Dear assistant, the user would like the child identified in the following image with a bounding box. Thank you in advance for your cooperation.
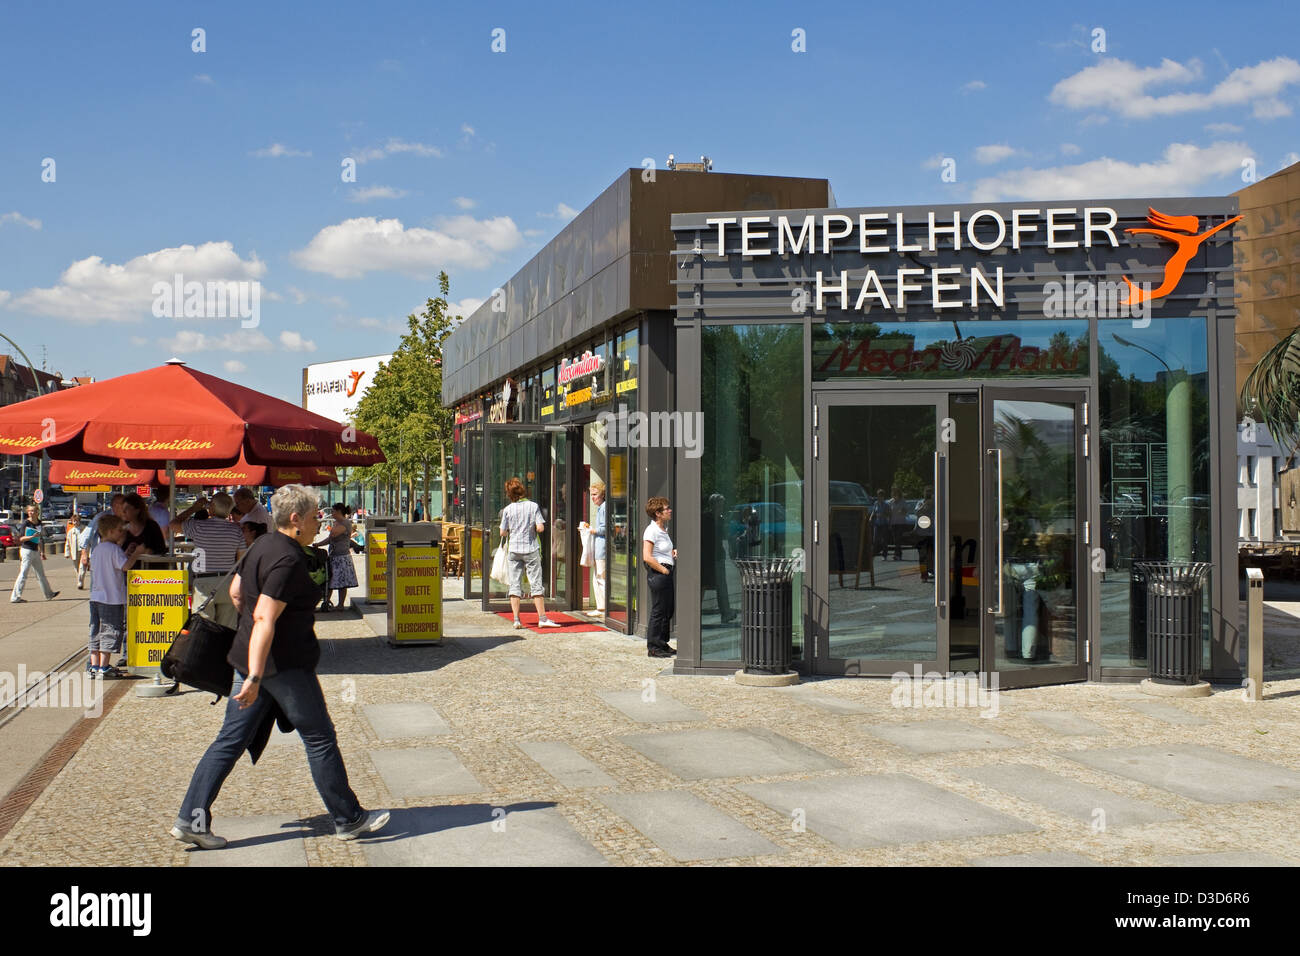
[88,515,143,678]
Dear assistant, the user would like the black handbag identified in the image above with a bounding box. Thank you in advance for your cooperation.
[160,556,244,702]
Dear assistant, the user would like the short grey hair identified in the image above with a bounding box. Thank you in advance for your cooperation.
[233,487,255,502]
[209,492,235,518]
[270,484,319,529]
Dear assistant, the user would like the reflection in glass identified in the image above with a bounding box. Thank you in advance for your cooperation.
[991,400,1077,670]
[487,431,546,602]
[1097,318,1211,668]
[827,404,937,661]
[701,325,804,660]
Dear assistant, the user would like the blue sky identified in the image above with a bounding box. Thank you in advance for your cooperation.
[0,0,1295,403]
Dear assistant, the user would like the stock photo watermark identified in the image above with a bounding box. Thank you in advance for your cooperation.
[151,274,260,328]
[889,665,1000,718]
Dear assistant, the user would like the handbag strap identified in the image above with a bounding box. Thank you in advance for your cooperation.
[192,550,249,616]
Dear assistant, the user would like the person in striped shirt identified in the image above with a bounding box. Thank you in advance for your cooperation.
[173,492,245,629]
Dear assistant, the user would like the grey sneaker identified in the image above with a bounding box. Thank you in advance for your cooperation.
[10,598,26,604]
[337,809,390,841]
[170,825,228,850]
[537,618,562,628]
[512,619,523,629]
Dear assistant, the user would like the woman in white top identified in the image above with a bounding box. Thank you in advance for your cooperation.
[499,477,560,629]
[641,496,677,657]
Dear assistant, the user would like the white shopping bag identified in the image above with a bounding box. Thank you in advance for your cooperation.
[490,543,509,586]
[579,525,593,567]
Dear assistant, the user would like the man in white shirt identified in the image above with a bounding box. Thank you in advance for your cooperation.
[149,486,172,530]
[232,487,272,530]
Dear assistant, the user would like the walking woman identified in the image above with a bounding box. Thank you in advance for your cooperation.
[319,503,359,611]
[500,477,561,629]
[642,496,676,657]
[172,484,389,849]
[10,505,59,603]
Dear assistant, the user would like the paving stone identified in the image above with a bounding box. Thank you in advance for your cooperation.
[1024,711,1108,736]
[968,851,1101,867]
[597,689,706,723]
[362,702,451,740]
[517,741,616,788]
[961,764,1180,827]
[865,719,1022,754]
[369,747,483,798]
[185,815,309,867]
[1157,851,1298,867]
[1124,701,1211,727]
[500,655,554,676]
[738,774,1036,849]
[621,727,843,780]
[782,689,872,715]
[360,804,608,866]
[599,790,784,862]
[1066,745,1300,804]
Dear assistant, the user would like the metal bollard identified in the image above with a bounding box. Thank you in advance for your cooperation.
[1246,567,1264,701]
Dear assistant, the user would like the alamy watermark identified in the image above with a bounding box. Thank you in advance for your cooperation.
[1,666,103,718]
[597,404,703,459]
[890,665,1000,718]
[1043,275,1150,327]
[151,273,260,328]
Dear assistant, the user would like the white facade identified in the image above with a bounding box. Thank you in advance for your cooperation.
[1238,421,1292,541]
[302,354,392,425]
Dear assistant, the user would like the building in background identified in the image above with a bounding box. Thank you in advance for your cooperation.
[0,356,79,511]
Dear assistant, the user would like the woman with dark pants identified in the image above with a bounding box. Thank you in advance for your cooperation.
[642,496,677,658]
[171,484,389,850]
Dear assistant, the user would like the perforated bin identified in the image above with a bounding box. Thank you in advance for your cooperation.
[1136,561,1211,684]
[735,558,797,675]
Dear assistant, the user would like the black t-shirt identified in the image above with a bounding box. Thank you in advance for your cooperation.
[19,520,40,551]
[228,531,320,676]
[124,518,166,555]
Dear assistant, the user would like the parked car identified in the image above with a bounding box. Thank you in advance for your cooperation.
[0,524,16,548]
[41,522,68,547]
[728,502,803,550]
[771,480,872,508]
[78,503,99,519]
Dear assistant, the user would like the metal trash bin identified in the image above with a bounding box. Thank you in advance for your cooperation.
[735,558,796,675]
[1128,563,1148,664]
[1137,561,1210,684]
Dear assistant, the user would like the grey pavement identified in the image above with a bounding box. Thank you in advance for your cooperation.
[2,571,1300,867]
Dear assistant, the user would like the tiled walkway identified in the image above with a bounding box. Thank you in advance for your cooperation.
[2,581,1299,867]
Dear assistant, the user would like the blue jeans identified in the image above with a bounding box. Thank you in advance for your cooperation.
[176,668,365,834]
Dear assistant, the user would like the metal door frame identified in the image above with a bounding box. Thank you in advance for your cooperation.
[482,423,560,614]
[811,389,950,676]
[979,387,1090,688]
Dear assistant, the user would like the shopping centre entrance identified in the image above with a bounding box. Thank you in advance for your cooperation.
[811,386,1089,688]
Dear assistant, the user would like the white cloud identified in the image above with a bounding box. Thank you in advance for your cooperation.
[538,203,579,220]
[10,241,266,322]
[356,316,404,332]
[194,74,214,85]
[1051,56,1300,119]
[159,329,273,353]
[283,286,346,308]
[962,80,986,92]
[292,214,524,279]
[453,196,476,210]
[279,330,316,352]
[0,291,10,307]
[448,297,485,318]
[974,144,1017,165]
[354,138,443,163]
[223,360,247,373]
[0,211,41,230]
[1284,152,1300,170]
[347,185,408,202]
[1205,122,1244,134]
[1079,114,1111,127]
[252,143,311,158]
[1060,143,1081,156]
[969,140,1250,202]
[921,153,947,170]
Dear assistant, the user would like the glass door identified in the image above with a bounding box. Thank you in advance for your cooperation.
[813,391,948,676]
[981,389,1088,687]
[484,426,551,611]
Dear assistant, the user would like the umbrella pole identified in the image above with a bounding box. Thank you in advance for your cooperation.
[167,459,176,554]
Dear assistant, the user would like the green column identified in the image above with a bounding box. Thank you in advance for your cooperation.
[1166,371,1192,560]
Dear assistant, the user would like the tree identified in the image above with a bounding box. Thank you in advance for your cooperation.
[1241,331,1300,463]
[349,272,461,517]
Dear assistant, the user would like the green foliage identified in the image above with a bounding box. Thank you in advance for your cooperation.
[349,271,460,486]
[1241,330,1300,462]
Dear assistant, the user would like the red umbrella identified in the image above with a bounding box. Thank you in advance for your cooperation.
[0,360,385,468]
[48,460,156,486]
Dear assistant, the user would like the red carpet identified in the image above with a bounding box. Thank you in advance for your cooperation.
[495,611,607,633]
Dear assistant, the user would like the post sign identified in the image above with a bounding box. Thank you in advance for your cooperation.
[136,485,151,496]
[126,569,190,674]
[366,530,388,603]
[32,488,43,504]
[387,544,442,644]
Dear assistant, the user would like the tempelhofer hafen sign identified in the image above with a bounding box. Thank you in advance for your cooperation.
[303,354,392,424]
[704,207,1123,313]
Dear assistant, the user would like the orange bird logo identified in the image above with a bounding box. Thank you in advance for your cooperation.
[345,370,365,397]
[1121,207,1241,306]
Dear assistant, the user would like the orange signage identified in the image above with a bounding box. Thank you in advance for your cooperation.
[1122,208,1242,306]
